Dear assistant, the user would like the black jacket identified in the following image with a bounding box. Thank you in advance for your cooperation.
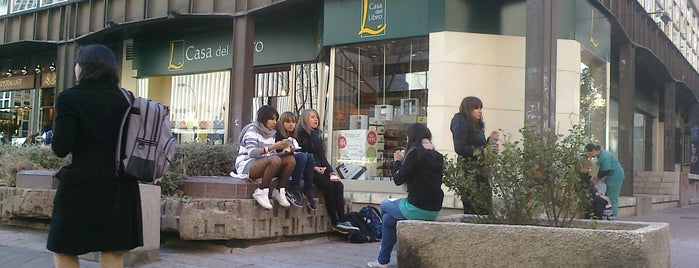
[450,113,487,160]
[47,82,143,255]
[392,142,445,211]
[297,127,333,172]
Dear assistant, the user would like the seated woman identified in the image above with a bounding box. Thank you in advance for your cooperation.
[276,111,317,210]
[367,123,445,268]
[235,105,296,210]
[297,108,358,234]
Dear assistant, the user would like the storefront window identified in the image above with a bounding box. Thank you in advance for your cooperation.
[0,89,35,145]
[254,63,324,118]
[331,37,428,181]
[40,0,66,7]
[170,71,229,145]
[580,48,608,147]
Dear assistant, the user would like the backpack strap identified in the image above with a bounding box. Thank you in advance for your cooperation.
[115,88,134,177]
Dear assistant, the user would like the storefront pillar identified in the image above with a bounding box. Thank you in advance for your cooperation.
[229,15,255,143]
[664,81,676,171]
[524,0,557,133]
[56,43,78,93]
[618,42,635,196]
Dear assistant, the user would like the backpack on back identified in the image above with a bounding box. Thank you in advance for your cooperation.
[116,89,176,182]
[346,205,382,243]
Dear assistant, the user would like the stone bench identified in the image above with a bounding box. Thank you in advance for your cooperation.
[161,176,337,241]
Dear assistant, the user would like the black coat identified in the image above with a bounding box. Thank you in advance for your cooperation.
[47,82,143,255]
[392,144,445,211]
[450,113,487,160]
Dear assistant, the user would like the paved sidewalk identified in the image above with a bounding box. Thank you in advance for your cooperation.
[1,205,698,267]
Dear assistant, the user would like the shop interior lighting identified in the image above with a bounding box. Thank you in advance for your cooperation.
[5,69,12,77]
[21,66,28,75]
[34,65,42,74]
[49,63,56,72]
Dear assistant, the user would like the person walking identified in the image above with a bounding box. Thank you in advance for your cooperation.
[235,105,296,210]
[297,108,358,233]
[47,44,143,268]
[450,96,499,215]
[586,144,625,218]
[367,123,444,268]
[276,111,317,210]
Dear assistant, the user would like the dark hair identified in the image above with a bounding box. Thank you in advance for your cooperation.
[74,44,120,86]
[277,111,298,138]
[585,144,601,152]
[256,105,279,124]
[404,123,432,160]
[459,96,484,129]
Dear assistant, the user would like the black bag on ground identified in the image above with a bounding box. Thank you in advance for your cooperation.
[346,205,382,243]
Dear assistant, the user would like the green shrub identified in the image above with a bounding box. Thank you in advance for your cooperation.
[443,125,590,227]
[0,145,72,186]
[0,143,238,198]
[158,143,238,197]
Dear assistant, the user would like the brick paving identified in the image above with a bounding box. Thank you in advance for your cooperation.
[1,205,698,267]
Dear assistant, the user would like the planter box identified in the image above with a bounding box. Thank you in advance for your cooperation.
[397,215,669,268]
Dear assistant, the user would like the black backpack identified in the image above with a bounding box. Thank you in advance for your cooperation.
[346,205,382,243]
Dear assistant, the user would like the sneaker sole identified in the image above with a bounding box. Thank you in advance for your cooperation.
[330,226,349,235]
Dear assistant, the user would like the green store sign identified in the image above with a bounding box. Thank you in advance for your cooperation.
[133,15,321,77]
[323,0,429,46]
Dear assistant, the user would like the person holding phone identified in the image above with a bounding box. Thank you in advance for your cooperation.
[297,108,359,234]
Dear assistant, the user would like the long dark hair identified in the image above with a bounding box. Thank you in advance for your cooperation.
[74,44,120,86]
[585,144,601,152]
[459,96,485,129]
[404,123,432,160]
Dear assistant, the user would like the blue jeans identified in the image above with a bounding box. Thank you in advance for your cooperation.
[377,198,406,265]
[290,153,315,194]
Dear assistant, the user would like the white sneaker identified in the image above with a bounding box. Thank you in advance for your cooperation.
[272,188,291,207]
[252,188,272,209]
[367,260,388,268]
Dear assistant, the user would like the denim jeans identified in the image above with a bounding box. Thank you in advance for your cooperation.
[377,198,406,265]
[290,153,315,194]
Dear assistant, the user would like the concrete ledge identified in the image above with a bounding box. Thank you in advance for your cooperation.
[0,183,161,266]
[398,215,670,268]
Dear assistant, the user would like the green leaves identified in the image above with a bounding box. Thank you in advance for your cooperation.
[444,124,590,227]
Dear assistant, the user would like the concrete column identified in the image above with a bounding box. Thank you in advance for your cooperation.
[525,0,557,133]
[228,15,255,143]
[663,81,676,171]
[618,42,635,196]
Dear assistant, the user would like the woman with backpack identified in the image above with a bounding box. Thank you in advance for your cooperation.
[47,44,143,267]
[367,123,445,268]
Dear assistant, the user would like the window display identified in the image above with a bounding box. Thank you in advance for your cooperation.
[331,37,428,180]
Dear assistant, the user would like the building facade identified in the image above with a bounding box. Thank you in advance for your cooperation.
[1,0,698,195]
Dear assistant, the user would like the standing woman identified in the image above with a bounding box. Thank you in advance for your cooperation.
[297,109,358,233]
[450,96,499,215]
[586,144,624,218]
[48,44,142,267]
[276,111,317,210]
[367,123,444,268]
[235,105,296,210]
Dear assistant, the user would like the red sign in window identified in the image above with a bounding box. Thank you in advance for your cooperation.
[338,135,347,149]
[367,131,377,145]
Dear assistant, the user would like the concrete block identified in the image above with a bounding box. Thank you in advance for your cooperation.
[679,173,689,207]
[15,170,58,189]
[399,217,669,268]
[351,192,371,203]
[635,196,653,216]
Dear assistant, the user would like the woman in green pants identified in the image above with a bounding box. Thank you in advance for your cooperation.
[586,144,625,218]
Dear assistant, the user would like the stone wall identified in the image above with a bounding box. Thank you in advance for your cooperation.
[633,171,680,197]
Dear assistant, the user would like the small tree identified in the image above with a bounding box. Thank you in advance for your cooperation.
[444,125,590,227]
